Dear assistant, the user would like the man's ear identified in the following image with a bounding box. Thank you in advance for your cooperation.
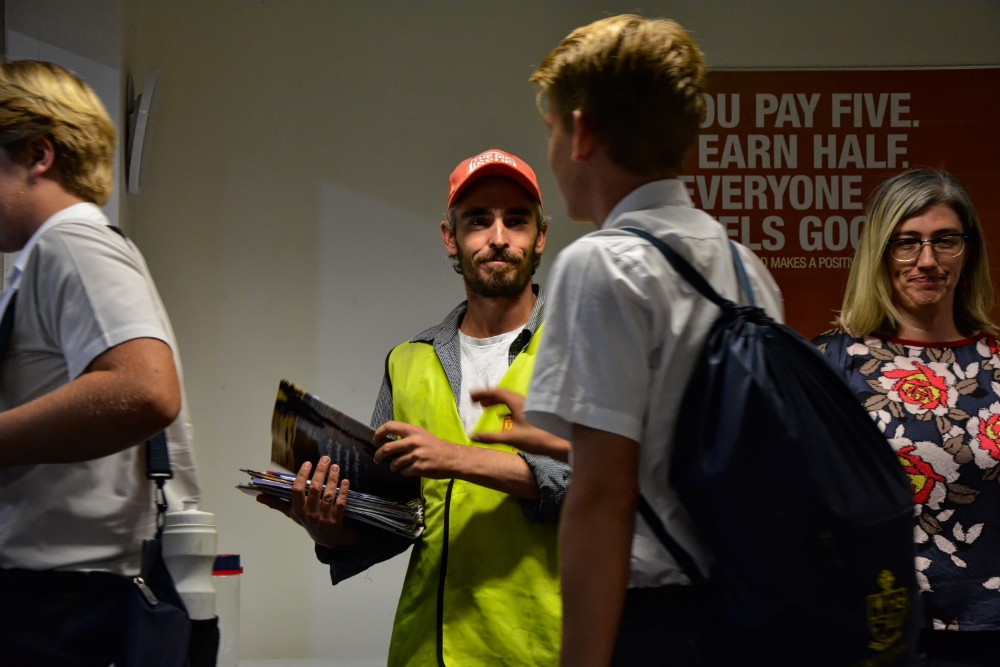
[570,109,594,162]
[534,218,548,254]
[440,218,458,256]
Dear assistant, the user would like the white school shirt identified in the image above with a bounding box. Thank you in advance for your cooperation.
[0,203,200,574]
[525,179,783,587]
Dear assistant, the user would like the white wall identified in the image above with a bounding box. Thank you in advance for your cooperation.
[9,1,1000,663]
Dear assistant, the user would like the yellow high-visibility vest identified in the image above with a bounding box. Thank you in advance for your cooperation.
[386,325,560,667]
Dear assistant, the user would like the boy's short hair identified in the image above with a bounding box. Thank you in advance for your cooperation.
[531,14,707,176]
[0,60,116,205]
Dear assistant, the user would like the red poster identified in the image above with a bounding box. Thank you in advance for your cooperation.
[681,68,1000,338]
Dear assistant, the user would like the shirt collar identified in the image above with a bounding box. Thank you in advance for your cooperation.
[8,202,103,290]
[602,179,694,230]
[411,283,545,345]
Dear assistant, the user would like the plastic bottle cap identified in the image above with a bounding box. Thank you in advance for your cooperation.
[213,553,243,575]
[165,500,216,526]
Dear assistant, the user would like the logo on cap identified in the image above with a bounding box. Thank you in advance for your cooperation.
[468,151,518,173]
[447,148,542,208]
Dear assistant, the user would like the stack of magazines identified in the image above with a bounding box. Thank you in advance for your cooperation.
[238,468,424,539]
[238,379,425,540]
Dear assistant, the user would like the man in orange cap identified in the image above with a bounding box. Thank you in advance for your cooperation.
[261,149,567,666]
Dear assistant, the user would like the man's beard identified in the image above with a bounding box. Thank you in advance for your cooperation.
[455,247,540,298]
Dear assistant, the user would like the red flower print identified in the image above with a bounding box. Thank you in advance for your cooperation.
[896,445,945,504]
[883,362,949,411]
[989,337,1000,357]
[977,413,1000,461]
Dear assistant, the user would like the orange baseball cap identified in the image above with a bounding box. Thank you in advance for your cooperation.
[447,148,542,208]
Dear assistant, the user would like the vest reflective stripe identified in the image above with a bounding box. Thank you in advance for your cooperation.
[386,326,560,667]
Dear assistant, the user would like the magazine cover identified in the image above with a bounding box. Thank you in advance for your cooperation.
[238,380,423,539]
[270,379,419,502]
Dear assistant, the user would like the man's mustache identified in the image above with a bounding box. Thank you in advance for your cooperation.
[475,251,522,266]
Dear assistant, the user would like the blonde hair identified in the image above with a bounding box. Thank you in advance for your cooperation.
[530,14,707,175]
[0,60,115,205]
[836,168,996,337]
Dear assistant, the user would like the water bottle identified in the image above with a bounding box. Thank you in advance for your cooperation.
[213,554,243,667]
[161,499,217,620]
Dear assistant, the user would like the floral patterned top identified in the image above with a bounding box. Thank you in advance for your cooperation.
[814,331,1000,632]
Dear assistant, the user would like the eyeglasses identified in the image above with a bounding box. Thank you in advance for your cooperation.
[886,233,968,262]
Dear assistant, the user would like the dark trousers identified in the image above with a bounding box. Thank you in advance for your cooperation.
[0,567,117,667]
[918,630,1000,666]
[610,585,700,667]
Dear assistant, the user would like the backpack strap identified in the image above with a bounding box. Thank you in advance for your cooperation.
[728,241,757,308]
[637,494,706,585]
[620,227,734,310]
[622,226,760,310]
[145,431,172,538]
[0,291,18,362]
[106,223,174,537]
[622,226,757,586]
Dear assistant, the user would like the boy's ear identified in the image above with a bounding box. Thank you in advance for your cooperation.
[570,109,594,162]
[25,137,57,179]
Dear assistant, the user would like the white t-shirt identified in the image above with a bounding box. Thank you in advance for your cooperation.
[525,179,783,587]
[0,203,200,574]
[458,328,522,434]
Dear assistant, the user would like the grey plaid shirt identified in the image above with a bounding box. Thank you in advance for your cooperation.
[317,285,570,582]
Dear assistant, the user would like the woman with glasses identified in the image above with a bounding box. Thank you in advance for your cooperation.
[815,167,999,666]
